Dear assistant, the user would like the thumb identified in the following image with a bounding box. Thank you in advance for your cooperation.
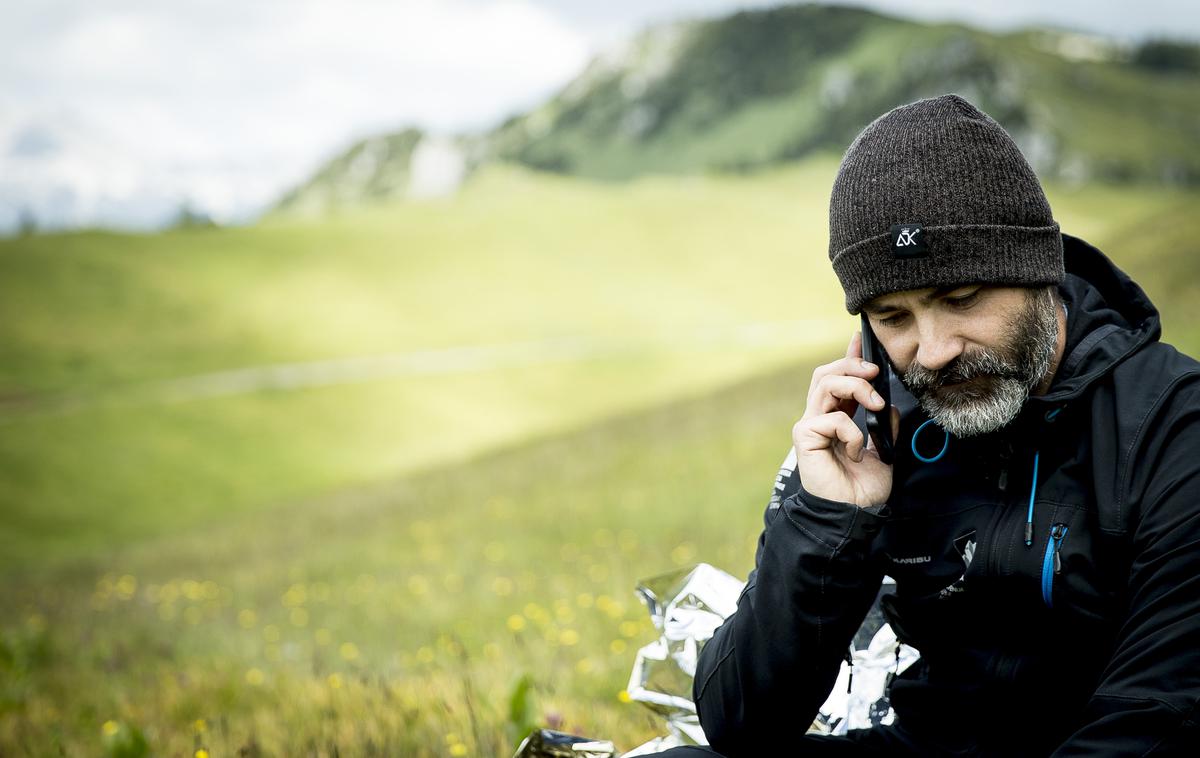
[863,407,902,459]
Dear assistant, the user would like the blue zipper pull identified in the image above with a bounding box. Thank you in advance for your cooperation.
[1051,523,1067,574]
[1041,523,1070,607]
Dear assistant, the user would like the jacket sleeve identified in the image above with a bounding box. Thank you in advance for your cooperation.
[693,449,888,756]
[1051,378,1200,755]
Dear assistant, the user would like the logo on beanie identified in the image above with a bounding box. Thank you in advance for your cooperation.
[890,223,927,259]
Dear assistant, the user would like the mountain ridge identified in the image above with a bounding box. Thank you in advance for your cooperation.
[273,3,1200,216]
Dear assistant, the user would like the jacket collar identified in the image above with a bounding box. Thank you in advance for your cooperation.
[1032,233,1160,406]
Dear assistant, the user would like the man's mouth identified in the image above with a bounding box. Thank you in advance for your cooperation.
[941,375,985,388]
[931,374,995,399]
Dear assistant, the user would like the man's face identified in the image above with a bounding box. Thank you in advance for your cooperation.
[862,284,1061,437]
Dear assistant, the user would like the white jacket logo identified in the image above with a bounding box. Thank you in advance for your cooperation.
[939,532,977,599]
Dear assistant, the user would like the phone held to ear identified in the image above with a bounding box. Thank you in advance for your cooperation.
[860,313,895,465]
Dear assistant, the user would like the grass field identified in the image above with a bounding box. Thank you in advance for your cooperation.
[2,159,1198,756]
[0,160,852,570]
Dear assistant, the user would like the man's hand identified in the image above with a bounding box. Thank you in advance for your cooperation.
[792,332,899,507]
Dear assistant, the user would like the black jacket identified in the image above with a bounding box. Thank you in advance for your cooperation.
[694,235,1200,756]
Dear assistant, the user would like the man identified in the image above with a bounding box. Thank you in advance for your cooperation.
[653,94,1200,755]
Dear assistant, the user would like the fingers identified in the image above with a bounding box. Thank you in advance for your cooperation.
[795,411,865,462]
[794,335,891,469]
[846,330,862,360]
[863,407,902,457]
[809,333,882,412]
[811,352,879,390]
[806,373,885,419]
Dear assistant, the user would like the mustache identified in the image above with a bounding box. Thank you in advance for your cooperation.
[903,350,1025,393]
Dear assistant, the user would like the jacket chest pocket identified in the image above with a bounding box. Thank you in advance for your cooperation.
[980,500,1117,621]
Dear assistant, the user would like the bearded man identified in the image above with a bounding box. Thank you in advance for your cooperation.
[654,94,1200,756]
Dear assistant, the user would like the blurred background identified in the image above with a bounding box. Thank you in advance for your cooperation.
[2,1,1198,755]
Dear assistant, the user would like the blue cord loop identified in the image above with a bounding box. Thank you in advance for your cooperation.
[912,406,1058,552]
[912,419,949,463]
[909,407,1053,560]
[1025,451,1040,546]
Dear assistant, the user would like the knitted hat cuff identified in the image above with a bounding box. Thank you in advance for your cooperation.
[827,94,1064,312]
[833,222,1064,313]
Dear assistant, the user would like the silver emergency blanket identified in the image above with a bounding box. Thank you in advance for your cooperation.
[621,564,746,753]
[513,564,919,757]
[812,579,920,734]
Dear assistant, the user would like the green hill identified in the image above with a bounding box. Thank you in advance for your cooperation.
[273,128,428,215]
[490,5,1200,184]
[277,3,1200,212]
[0,160,850,568]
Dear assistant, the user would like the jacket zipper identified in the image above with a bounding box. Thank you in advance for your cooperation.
[986,442,1015,577]
[1041,523,1069,608]
[996,441,1012,492]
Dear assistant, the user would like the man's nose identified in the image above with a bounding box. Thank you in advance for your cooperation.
[914,321,965,372]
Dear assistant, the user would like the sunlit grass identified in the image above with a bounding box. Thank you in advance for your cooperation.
[0,160,850,571]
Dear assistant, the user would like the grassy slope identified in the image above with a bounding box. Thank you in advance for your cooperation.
[0,161,846,395]
[0,160,849,568]
[1,162,1198,755]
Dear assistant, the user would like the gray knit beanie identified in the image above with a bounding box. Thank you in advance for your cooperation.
[829,94,1064,314]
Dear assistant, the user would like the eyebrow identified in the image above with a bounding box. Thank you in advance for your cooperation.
[863,285,975,314]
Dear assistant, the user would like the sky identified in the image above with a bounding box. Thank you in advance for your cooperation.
[2,0,1197,233]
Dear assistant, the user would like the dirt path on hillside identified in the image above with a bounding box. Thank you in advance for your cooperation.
[1,318,842,422]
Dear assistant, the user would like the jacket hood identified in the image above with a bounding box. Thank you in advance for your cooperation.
[1037,233,1161,405]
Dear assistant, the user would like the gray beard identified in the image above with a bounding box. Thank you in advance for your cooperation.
[900,287,1060,438]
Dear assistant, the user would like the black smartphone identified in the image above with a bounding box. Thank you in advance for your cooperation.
[860,313,895,465]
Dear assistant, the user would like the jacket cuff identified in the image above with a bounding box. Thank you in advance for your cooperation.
[787,481,889,544]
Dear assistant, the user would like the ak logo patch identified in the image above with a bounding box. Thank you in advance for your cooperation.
[890,223,927,259]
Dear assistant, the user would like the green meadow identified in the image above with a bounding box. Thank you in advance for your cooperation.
[2,158,1198,756]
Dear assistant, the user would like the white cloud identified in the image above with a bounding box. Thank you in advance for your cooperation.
[0,0,588,231]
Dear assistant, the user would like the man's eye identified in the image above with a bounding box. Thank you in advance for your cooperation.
[945,291,980,309]
[879,313,907,327]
